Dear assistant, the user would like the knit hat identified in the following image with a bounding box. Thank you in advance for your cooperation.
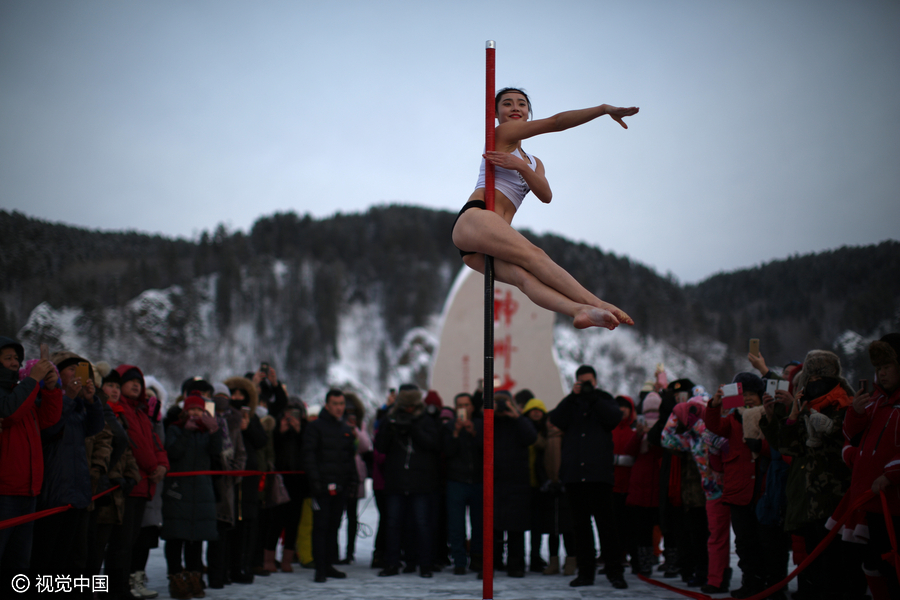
[423,390,444,409]
[870,333,900,367]
[523,398,547,415]
[733,372,765,396]
[102,369,122,387]
[183,393,205,411]
[642,392,662,414]
[213,382,231,398]
[51,351,90,375]
[119,368,144,386]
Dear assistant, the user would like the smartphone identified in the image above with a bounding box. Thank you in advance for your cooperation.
[75,361,90,384]
[40,343,49,361]
[722,382,744,410]
[204,401,216,416]
[859,379,869,394]
[457,408,466,421]
[260,362,269,374]
[778,380,790,392]
[749,339,760,357]
[765,378,778,397]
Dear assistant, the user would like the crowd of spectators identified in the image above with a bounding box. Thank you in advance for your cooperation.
[1,332,899,600]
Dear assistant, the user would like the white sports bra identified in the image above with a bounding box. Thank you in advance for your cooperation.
[474,148,537,210]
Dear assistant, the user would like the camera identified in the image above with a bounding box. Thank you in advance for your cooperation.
[495,397,508,413]
[578,380,594,394]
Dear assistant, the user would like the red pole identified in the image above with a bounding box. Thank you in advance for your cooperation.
[483,39,496,600]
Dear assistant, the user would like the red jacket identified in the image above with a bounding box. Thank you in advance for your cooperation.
[0,379,63,496]
[114,365,169,499]
[612,396,636,494]
[624,429,663,507]
[843,384,900,515]
[705,404,768,507]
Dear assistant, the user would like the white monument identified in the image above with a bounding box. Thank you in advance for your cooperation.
[430,267,567,410]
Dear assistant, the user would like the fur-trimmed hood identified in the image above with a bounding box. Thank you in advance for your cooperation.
[343,391,366,424]
[224,376,259,412]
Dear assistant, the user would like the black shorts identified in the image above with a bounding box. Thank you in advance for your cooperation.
[451,200,486,258]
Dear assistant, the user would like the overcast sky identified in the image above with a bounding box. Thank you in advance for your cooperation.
[2,1,898,283]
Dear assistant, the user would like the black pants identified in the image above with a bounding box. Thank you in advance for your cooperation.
[801,517,867,600]
[312,491,346,577]
[105,496,147,596]
[566,481,622,581]
[864,512,900,600]
[165,539,203,573]
[679,505,710,581]
[207,521,232,587]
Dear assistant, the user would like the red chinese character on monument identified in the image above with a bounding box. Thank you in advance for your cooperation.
[494,335,518,390]
[494,290,519,327]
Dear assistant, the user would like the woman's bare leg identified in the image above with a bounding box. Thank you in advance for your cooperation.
[453,209,633,325]
[463,254,619,330]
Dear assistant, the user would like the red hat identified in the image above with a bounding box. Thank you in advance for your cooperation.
[183,393,205,411]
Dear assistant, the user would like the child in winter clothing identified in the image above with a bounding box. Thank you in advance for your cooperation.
[661,397,731,593]
[0,339,62,582]
[841,333,900,600]
[705,373,774,599]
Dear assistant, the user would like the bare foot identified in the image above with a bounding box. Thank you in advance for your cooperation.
[574,307,620,330]
[598,301,634,326]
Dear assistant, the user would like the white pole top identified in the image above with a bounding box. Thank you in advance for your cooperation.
[486,40,495,49]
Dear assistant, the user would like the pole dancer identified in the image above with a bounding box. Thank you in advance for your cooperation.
[450,69,640,332]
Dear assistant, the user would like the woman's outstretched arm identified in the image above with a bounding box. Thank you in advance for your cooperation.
[497,104,639,146]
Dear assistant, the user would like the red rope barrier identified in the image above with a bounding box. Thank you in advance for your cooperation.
[637,489,878,600]
[0,469,304,530]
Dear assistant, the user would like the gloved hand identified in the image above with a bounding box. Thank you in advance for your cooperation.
[184,417,200,431]
[200,413,219,433]
[805,411,835,448]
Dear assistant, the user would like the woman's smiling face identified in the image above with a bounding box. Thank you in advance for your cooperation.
[497,92,530,123]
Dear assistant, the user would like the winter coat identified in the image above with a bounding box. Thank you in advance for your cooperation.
[548,388,622,485]
[114,365,169,499]
[238,413,268,521]
[161,419,223,541]
[493,414,537,532]
[442,416,483,485]
[624,428,663,507]
[612,396,636,494]
[38,392,105,510]
[213,401,247,525]
[374,404,439,495]
[141,413,166,529]
[705,403,769,506]
[352,425,372,498]
[0,370,63,496]
[305,409,359,496]
[842,383,900,515]
[272,410,308,504]
[759,383,851,531]
[93,402,141,525]
[660,412,725,501]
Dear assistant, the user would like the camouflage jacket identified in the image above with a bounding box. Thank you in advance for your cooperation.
[759,388,851,532]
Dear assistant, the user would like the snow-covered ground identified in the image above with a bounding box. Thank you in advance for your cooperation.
[142,491,798,600]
